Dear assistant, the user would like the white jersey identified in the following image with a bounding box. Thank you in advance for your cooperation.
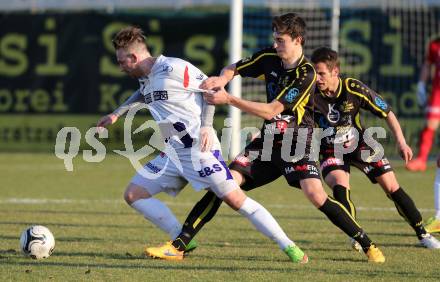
[138,55,220,150]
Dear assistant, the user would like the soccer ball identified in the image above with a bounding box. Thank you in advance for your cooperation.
[20,225,55,259]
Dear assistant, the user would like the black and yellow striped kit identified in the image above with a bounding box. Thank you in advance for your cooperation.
[236,47,316,147]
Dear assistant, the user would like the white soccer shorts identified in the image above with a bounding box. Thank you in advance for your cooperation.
[130,149,237,198]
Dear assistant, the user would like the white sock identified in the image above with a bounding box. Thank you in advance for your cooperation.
[131,198,182,240]
[435,168,440,219]
[237,197,294,250]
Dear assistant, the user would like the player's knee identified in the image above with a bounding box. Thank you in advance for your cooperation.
[383,182,399,193]
[325,171,349,189]
[301,180,328,207]
[376,172,399,193]
[124,188,138,205]
[307,191,327,208]
[124,184,151,205]
[222,189,246,210]
[325,177,337,188]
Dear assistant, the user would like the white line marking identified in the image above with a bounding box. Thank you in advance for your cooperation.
[0,198,435,212]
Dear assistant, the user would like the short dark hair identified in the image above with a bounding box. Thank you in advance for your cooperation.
[112,26,147,50]
[272,13,306,45]
[311,46,340,70]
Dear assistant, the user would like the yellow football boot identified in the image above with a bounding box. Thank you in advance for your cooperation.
[145,241,184,261]
[366,245,385,263]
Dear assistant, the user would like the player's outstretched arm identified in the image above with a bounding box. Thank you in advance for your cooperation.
[200,64,238,90]
[97,90,144,131]
[112,89,144,117]
[386,111,413,163]
[204,87,284,120]
[97,114,118,129]
[199,96,216,152]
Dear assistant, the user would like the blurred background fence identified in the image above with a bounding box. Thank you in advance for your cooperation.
[0,0,439,158]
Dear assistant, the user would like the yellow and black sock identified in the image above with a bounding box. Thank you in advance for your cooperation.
[332,184,356,219]
[319,198,373,253]
[172,191,223,251]
[389,187,427,239]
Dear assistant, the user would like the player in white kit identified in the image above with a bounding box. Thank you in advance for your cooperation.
[96,26,307,262]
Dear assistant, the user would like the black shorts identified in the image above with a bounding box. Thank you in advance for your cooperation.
[228,138,321,190]
[320,144,393,184]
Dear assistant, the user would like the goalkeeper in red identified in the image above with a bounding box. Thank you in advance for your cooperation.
[406,37,440,172]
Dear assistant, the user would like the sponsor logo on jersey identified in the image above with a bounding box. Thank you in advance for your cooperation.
[198,164,223,177]
[340,101,354,112]
[145,91,168,104]
[162,64,173,73]
[265,114,296,134]
[285,88,299,103]
[374,96,388,110]
[270,71,278,77]
[146,162,161,173]
[281,75,290,87]
[275,120,288,133]
[196,73,205,80]
[327,104,340,123]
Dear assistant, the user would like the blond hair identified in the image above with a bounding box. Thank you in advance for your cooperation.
[112,26,147,51]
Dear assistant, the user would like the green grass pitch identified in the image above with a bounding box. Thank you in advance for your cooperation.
[1,153,439,281]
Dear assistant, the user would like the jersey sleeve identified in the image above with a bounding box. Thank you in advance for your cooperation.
[112,89,144,117]
[275,62,316,111]
[236,47,275,78]
[346,78,390,118]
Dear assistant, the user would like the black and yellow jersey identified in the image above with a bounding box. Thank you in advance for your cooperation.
[236,47,316,145]
[314,77,391,150]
